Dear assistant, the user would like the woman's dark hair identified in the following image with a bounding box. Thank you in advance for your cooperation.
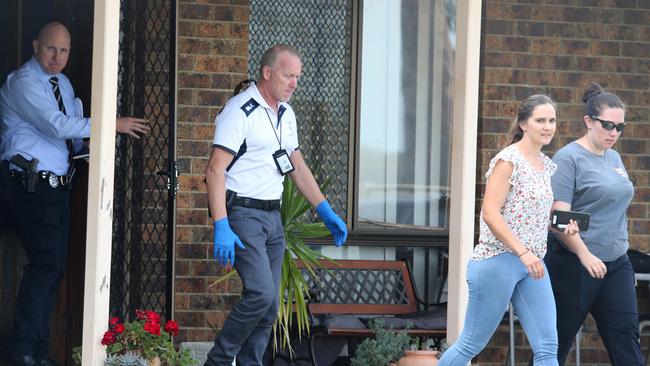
[582,83,625,118]
[507,94,556,145]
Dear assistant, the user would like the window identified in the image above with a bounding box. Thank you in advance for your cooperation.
[356,0,455,232]
[248,0,456,234]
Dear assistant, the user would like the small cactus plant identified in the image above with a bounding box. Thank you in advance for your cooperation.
[104,352,149,366]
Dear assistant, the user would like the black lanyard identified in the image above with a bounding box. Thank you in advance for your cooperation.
[264,109,282,149]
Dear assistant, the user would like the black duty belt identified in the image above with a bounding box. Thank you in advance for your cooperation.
[9,169,70,188]
[227,190,280,211]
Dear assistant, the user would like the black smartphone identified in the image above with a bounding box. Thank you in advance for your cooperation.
[551,210,590,231]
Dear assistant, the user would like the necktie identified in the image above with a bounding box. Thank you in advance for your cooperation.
[49,76,75,182]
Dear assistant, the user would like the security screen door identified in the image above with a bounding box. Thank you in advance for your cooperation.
[110,0,177,321]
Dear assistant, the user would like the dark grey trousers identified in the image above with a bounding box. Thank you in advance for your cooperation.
[205,205,286,366]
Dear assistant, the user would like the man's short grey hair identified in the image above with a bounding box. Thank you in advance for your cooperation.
[258,45,302,77]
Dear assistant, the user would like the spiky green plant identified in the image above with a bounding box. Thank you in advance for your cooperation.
[272,178,332,352]
[104,352,149,366]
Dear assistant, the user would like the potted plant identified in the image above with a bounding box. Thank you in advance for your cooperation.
[350,320,412,366]
[397,338,441,366]
[72,309,195,366]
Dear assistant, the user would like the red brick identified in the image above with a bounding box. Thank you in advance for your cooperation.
[545,22,576,38]
[623,9,650,25]
[179,38,211,55]
[178,140,211,157]
[204,311,227,329]
[195,55,247,73]
[197,22,248,39]
[178,175,208,192]
[481,85,514,101]
[177,107,211,123]
[211,39,248,56]
[175,293,190,310]
[620,74,650,91]
[525,70,559,86]
[176,209,208,225]
[179,3,212,20]
[177,89,193,104]
[593,7,624,24]
[195,90,229,106]
[483,69,526,85]
[484,3,532,20]
[176,277,207,293]
[530,38,562,54]
[576,23,603,39]
[576,56,605,72]
[562,40,591,55]
[176,243,208,259]
[483,19,514,35]
[592,41,620,57]
[178,21,197,37]
[193,125,215,140]
[515,21,544,37]
[530,6,566,21]
[176,123,192,140]
[607,25,643,41]
[176,226,192,242]
[212,5,249,22]
[513,54,545,69]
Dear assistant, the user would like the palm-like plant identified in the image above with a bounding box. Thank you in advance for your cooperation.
[273,178,332,351]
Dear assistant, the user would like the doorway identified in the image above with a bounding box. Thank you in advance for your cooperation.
[0,1,177,364]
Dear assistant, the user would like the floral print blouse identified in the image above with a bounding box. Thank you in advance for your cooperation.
[473,144,557,260]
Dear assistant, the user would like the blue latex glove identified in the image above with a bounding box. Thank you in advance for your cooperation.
[316,200,347,247]
[213,217,245,266]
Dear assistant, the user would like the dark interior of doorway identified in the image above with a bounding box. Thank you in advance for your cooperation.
[0,1,94,364]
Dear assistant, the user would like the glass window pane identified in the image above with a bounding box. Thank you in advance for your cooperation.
[357,0,455,230]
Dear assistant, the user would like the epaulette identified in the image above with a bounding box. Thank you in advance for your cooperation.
[240,98,259,117]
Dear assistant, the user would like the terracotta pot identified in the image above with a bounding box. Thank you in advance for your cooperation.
[397,350,440,366]
[149,356,161,366]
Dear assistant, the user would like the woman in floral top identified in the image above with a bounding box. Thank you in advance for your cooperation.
[439,95,579,366]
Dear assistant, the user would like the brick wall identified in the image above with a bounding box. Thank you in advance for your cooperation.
[174,0,249,343]
[476,0,650,364]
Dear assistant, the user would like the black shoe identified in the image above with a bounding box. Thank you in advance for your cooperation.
[5,354,38,366]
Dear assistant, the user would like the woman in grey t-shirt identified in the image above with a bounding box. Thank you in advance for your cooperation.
[545,83,642,365]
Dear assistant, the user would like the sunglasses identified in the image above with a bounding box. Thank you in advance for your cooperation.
[590,116,626,132]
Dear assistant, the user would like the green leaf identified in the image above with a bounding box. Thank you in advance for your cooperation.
[272,178,337,355]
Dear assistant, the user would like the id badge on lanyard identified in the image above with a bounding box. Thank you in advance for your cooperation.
[273,149,294,175]
[266,109,295,175]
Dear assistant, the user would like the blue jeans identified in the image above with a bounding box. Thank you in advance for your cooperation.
[439,253,558,366]
[205,206,286,366]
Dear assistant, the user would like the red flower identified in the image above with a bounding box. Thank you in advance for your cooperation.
[101,330,117,345]
[145,310,161,324]
[109,317,120,326]
[164,320,179,336]
[113,323,125,334]
[144,321,161,336]
[135,309,147,320]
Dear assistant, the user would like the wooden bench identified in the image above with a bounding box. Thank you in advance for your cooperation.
[292,259,447,365]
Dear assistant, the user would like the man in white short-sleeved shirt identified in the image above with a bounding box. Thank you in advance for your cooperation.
[204,45,348,366]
